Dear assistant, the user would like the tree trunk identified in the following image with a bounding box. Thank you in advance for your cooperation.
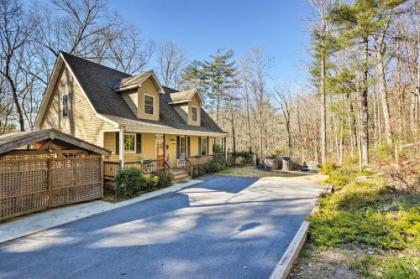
[5,76,25,131]
[377,51,393,145]
[320,55,327,164]
[360,39,370,165]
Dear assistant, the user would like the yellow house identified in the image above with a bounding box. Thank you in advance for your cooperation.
[35,52,227,179]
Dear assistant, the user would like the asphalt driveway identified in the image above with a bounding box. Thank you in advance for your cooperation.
[0,175,323,279]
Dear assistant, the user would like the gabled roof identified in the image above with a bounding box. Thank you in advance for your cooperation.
[114,71,165,93]
[168,89,203,104]
[37,52,226,135]
[0,129,110,155]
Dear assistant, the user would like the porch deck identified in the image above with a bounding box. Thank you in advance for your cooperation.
[104,153,224,180]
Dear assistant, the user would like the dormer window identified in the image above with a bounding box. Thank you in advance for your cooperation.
[62,94,69,117]
[191,107,198,122]
[144,95,154,115]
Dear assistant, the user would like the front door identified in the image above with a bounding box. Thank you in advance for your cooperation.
[176,136,187,160]
[156,134,165,168]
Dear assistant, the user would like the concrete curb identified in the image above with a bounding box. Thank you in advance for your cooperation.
[269,185,333,279]
[0,179,203,244]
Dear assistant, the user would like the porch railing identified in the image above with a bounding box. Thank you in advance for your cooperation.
[104,159,165,179]
[187,153,224,166]
[104,154,225,179]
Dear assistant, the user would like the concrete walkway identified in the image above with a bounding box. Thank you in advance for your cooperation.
[0,175,323,279]
[0,179,202,243]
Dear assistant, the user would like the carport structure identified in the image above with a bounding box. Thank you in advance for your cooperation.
[0,129,110,221]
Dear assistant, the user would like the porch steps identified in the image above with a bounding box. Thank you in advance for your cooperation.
[172,168,190,182]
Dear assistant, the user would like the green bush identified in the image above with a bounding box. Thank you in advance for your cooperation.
[308,165,420,250]
[151,171,173,188]
[208,158,227,173]
[320,161,338,175]
[114,167,145,197]
[143,173,159,190]
[232,151,253,162]
[192,164,209,178]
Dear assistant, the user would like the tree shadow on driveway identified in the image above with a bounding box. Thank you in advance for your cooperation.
[0,176,322,279]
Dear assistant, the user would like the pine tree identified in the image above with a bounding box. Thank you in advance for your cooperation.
[329,0,407,165]
[181,49,238,122]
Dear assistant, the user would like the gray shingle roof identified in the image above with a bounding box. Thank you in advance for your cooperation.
[61,52,225,134]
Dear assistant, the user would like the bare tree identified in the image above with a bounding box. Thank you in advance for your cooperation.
[0,0,32,131]
[275,88,293,155]
[156,41,187,88]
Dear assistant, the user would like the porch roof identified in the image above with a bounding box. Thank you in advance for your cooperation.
[103,114,226,137]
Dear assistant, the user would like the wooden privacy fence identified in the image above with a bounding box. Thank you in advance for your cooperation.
[0,155,103,221]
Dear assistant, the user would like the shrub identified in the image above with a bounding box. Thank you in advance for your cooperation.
[320,161,338,175]
[232,151,253,164]
[151,171,173,188]
[143,173,159,190]
[208,158,227,173]
[114,167,145,197]
[192,164,209,178]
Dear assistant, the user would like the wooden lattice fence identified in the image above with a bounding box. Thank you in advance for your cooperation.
[0,155,103,221]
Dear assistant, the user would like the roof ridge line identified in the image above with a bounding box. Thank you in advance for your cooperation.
[59,51,132,77]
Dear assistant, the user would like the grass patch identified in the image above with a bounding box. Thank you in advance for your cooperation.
[217,166,310,178]
[290,165,420,278]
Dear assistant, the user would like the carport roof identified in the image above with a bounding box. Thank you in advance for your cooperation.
[0,129,111,156]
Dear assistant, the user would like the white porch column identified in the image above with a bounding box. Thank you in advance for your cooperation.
[119,127,125,169]
[224,137,227,160]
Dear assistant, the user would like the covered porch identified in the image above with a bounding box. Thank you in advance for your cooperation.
[103,129,226,179]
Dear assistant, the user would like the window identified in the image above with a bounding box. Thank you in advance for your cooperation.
[199,137,208,156]
[124,134,136,153]
[191,107,198,122]
[144,95,154,115]
[62,94,69,117]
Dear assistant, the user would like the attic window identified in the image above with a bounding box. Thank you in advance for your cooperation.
[144,95,154,115]
[191,107,198,122]
[62,94,69,117]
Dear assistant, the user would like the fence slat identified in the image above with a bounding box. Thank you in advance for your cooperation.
[0,154,102,221]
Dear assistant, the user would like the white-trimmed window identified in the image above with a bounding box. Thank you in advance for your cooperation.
[62,94,69,117]
[199,136,208,156]
[191,106,198,122]
[124,134,136,153]
[144,95,154,115]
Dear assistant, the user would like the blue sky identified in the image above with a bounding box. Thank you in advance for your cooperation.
[108,0,314,88]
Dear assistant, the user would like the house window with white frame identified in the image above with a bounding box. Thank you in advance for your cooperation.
[199,136,208,156]
[191,106,198,122]
[124,134,136,153]
[144,95,154,115]
[62,94,69,117]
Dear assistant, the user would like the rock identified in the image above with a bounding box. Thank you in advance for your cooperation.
[334,267,355,279]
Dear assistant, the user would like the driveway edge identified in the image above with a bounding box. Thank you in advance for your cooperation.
[269,185,332,279]
[269,220,310,279]
[0,179,203,244]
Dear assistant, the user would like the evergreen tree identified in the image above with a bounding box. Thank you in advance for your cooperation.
[329,0,407,165]
[181,49,238,122]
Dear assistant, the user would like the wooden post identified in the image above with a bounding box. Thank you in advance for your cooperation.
[100,158,104,198]
[119,127,125,169]
[47,158,52,208]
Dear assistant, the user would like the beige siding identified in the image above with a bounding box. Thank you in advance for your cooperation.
[188,94,201,126]
[137,78,160,121]
[104,132,157,162]
[40,66,115,147]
